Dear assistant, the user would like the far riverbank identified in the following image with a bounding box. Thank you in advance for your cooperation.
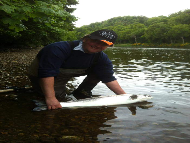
[115,43,190,48]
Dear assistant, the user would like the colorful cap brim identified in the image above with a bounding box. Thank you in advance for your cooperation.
[101,40,113,46]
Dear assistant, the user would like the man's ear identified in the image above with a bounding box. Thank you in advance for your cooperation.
[82,38,86,42]
[82,37,89,43]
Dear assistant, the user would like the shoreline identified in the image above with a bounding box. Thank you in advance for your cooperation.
[114,43,190,48]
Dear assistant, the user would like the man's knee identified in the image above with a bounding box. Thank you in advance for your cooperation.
[73,73,100,99]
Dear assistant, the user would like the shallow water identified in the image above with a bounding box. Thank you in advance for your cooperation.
[0,47,190,143]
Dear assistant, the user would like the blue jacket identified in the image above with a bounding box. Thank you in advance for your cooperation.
[37,40,116,83]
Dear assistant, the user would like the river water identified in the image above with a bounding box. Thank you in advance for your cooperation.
[0,47,190,143]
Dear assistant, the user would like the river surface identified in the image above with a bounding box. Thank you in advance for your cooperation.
[0,47,190,143]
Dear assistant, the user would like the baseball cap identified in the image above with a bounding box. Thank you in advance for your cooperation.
[88,29,118,46]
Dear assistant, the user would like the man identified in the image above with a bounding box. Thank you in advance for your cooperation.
[28,29,126,110]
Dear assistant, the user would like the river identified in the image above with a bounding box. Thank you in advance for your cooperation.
[0,47,190,143]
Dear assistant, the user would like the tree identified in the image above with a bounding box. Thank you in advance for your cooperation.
[145,22,170,43]
[0,0,78,47]
[112,25,128,43]
[167,24,190,44]
[146,16,168,26]
[168,9,190,25]
[128,23,146,44]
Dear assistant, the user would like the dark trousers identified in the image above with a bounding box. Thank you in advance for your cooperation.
[28,69,100,100]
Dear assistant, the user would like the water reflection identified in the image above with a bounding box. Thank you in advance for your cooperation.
[35,107,117,142]
[0,91,153,142]
[0,92,116,142]
[104,48,190,97]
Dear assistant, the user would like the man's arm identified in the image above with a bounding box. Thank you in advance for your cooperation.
[39,77,62,110]
[105,80,126,95]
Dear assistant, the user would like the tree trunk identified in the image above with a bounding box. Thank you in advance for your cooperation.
[181,37,184,44]
[170,38,173,44]
[134,36,137,45]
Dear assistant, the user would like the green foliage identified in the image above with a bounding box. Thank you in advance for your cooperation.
[75,9,190,45]
[127,23,146,43]
[145,22,170,43]
[168,9,190,25]
[167,24,190,44]
[74,16,149,40]
[146,16,168,26]
[0,0,78,47]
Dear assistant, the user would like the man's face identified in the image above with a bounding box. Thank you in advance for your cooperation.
[82,38,109,54]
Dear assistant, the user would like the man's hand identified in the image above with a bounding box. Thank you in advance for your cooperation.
[39,77,62,110]
[45,97,62,110]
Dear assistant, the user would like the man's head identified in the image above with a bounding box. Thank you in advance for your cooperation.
[82,29,117,54]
